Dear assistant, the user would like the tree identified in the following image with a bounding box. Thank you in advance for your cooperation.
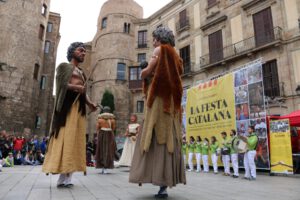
[100,90,115,113]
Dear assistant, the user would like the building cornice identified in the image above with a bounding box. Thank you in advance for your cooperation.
[200,15,228,31]
[133,0,182,24]
[242,0,267,10]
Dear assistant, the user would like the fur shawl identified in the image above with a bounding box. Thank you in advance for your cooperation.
[146,44,183,114]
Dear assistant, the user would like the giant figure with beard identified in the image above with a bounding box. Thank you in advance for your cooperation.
[42,42,97,188]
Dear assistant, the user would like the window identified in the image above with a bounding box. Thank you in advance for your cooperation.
[39,24,45,40]
[40,75,47,90]
[129,67,142,81]
[137,101,144,113]
[208,30,223,63]
[180,46,191,74]
[137,53,146,63]
[207,0,217,7]
[129,66,142,89]
[47,22,53,32]
[41,4,47,16]
[101,17,107,29]
[44,41,50,54]
[138,30,147,48]
[130,68,138,81]
[253,7,274,46]
[124,23,130,33]
[33,64,39,80]
[35,116,41,129]
[117,63,126,80]
[179,9,188,29]
[263,60,280,97]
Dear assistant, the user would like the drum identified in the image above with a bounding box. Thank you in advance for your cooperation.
[232,137,248,153]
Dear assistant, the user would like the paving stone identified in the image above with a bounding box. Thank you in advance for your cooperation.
[0,166,299,200]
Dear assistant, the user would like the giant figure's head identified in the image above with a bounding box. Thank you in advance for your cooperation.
[67,42,86,62]
[152,27,175,47]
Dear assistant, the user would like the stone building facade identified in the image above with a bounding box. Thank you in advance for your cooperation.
[0,0,60,136]
[85,0,300,138]
[84,0,143,137]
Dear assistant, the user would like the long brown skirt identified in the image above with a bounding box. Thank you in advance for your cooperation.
[42,102,86,174]
[129,125,186,187]
[95,130,115,169]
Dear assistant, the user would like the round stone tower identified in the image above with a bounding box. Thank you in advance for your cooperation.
[88,0,143,136]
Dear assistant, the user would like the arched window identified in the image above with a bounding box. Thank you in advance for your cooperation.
[33,64,40,80]
[127,23,130,33]
[124,23,130,34]
[124,23,127,33]
[101,17,107,29]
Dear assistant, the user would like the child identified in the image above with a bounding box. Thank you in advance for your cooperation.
[195,136,202,172]
[202,138,209,172]
[2,152,14,168]
[210,136,219,174]
[187,136,195,172]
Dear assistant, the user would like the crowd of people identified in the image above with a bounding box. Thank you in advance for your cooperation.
[0,130,48,171]
[183,126,258,181]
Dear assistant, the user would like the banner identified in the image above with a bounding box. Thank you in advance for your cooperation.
[186,74,236,140]
[270,119,293,174]
[186,59,270,169]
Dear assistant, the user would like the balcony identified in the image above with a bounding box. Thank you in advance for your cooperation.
[200,26,283,68]
[183,62,192,75]
[137,43,148,49]
[129,80,142,90]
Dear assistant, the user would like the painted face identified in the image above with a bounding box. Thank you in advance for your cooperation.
[73,47,86,63]
[130,115,137,123]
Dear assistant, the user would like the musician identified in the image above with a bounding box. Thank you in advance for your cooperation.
[240,125,258,180]
[188,136,196,172]
[195,136,202,172]
[42,42,97,188]
[202,138,210,172]
[229,129,239,178]
[117,114,140,167]
[210,136,219,174]
[221,131,231,176]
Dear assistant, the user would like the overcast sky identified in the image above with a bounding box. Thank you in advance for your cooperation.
[50,0,172,66]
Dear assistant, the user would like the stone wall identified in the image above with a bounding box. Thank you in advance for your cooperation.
[0,0,59,136]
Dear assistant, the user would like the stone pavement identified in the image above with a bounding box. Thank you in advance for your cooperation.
[0,166,299,200]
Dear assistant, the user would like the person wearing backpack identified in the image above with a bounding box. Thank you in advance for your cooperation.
[240,125,258,180]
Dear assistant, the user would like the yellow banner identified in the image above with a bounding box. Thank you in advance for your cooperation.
[270,119,293,174]
[186,73,236,144]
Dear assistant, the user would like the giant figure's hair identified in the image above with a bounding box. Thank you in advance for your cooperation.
[152,27,175,47]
